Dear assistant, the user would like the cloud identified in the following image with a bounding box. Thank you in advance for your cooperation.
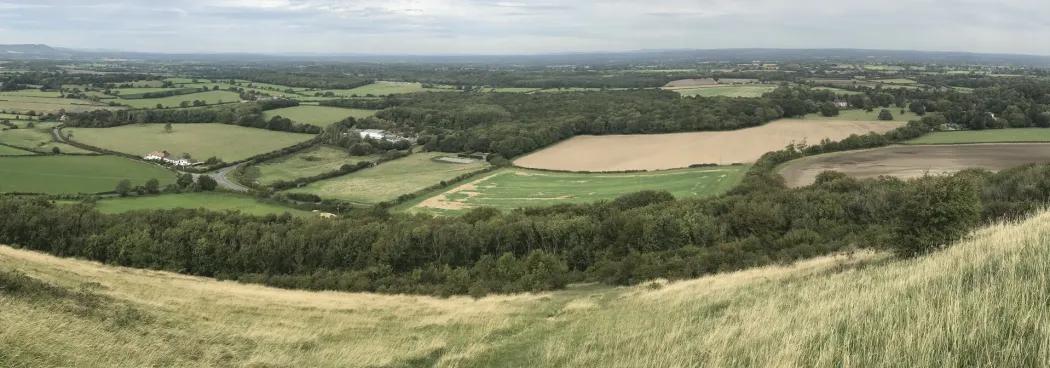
[0,0,1046,55]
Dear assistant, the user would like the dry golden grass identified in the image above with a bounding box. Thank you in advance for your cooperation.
[3,211,1050,367]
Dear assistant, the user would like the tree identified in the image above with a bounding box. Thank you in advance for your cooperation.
[909,101,927,116]
[144,178,160,194]
[176,173,194,188]
[892,175,981,257]
[819,102,839,117]
[115,179,132,197]
[156,104,164,109]
[164,123,173,133]
[878,109,894,121]
[51,146,60,154]
[196,175,218,191]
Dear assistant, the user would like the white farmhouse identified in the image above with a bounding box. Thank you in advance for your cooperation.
[143,150,194,167]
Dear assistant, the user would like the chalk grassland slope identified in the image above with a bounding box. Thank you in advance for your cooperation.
[261,106,376,128]
[907,128,1050,145]
[778,143,1050,187]
[0,92,119,114]
[116,90,243,109]
[514,119,904,171]
[286,152,487,204]
[91,192,310,217]
[67,123,315,162]
[249,145,380,185]
[3,211,1050,367]
[0,156,175,194]
[409,166,748,215]
[0,122,93,154]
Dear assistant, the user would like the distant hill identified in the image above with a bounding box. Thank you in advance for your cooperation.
[2,43,1050,66]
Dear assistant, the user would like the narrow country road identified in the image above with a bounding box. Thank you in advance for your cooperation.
[204,163,251,192]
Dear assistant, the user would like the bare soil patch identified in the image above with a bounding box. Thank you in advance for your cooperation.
[778,143,1050,187]
[514,119,903,172]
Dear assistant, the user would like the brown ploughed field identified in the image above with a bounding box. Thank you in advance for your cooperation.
[514,119,903,171]
[778,143,1050,187]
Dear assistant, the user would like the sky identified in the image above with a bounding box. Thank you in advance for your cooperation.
[0,0,1048,55]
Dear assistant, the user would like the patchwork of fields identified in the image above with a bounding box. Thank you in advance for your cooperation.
[514,119,904,171]
[286,152,487,204]
[0,90,119,114]
[261,105,376,127]
[778,143,1050,187]
[0,155,175,194]
[409,166,748,214]
[67,123,315,162]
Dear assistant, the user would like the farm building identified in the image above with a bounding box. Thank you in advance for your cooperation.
[143,150,193,166]
[354,129,411,142]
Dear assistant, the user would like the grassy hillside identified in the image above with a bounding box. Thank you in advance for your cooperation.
[2,211,1049,367]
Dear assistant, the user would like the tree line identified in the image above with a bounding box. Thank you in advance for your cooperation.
[59,99,322,134]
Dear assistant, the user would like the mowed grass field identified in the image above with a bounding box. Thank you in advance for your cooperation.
[116,90,242,108]
[801,109,921,122]
[67,123,315,162]
[3,209,1050,367]
[248,145,380,185]
[664,84,776,97]
[0,92,118,114]
[261,106,376,127]
[316,81,457,97]
[409,166,748,215]
[0,144,34,155]
[91,192,311,217]
[0,122,94,154]
[907,128,1050,144]
[286,152,487,204]
[0,155,175,194]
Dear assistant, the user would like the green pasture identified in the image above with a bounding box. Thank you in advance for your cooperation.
[261,106,376,127]
[0,122,94,154]
[407,165,748,215]
[907,128,1050,145]
[799,109,921,122]
[92,192,311,217]
[286,152,487,204]
[666,85,777,97]
[248,145,379,185]
[67,123,315,162]
[0,155,175,194]
[117,90,243,108]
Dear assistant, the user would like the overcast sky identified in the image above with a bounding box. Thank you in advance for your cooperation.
[0,0,1048,55]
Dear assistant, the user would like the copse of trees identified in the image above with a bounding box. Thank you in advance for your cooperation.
[60,99,321,134]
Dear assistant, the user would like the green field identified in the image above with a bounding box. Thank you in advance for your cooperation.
[91,192,311,216]
[286,152,487,204]
[261,106,376,127]
[812,86,864,95]
[800,109,921,122]
[248,145,379,185]
[0,144,34,155]
[117,90,242,108]
[0,155,175,194]
[316,81,457,97]
[0,122,94,154]
[0,94,117,114]
[666,84,777,97]
[4,208,1049,367]
[408,166,748,215]
[67,123,315,162]
[907,128,1050,145]
[0,90,63,98]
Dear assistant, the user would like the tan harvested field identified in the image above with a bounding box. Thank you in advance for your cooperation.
[779,143,1050,187]
[514,119,904,171]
